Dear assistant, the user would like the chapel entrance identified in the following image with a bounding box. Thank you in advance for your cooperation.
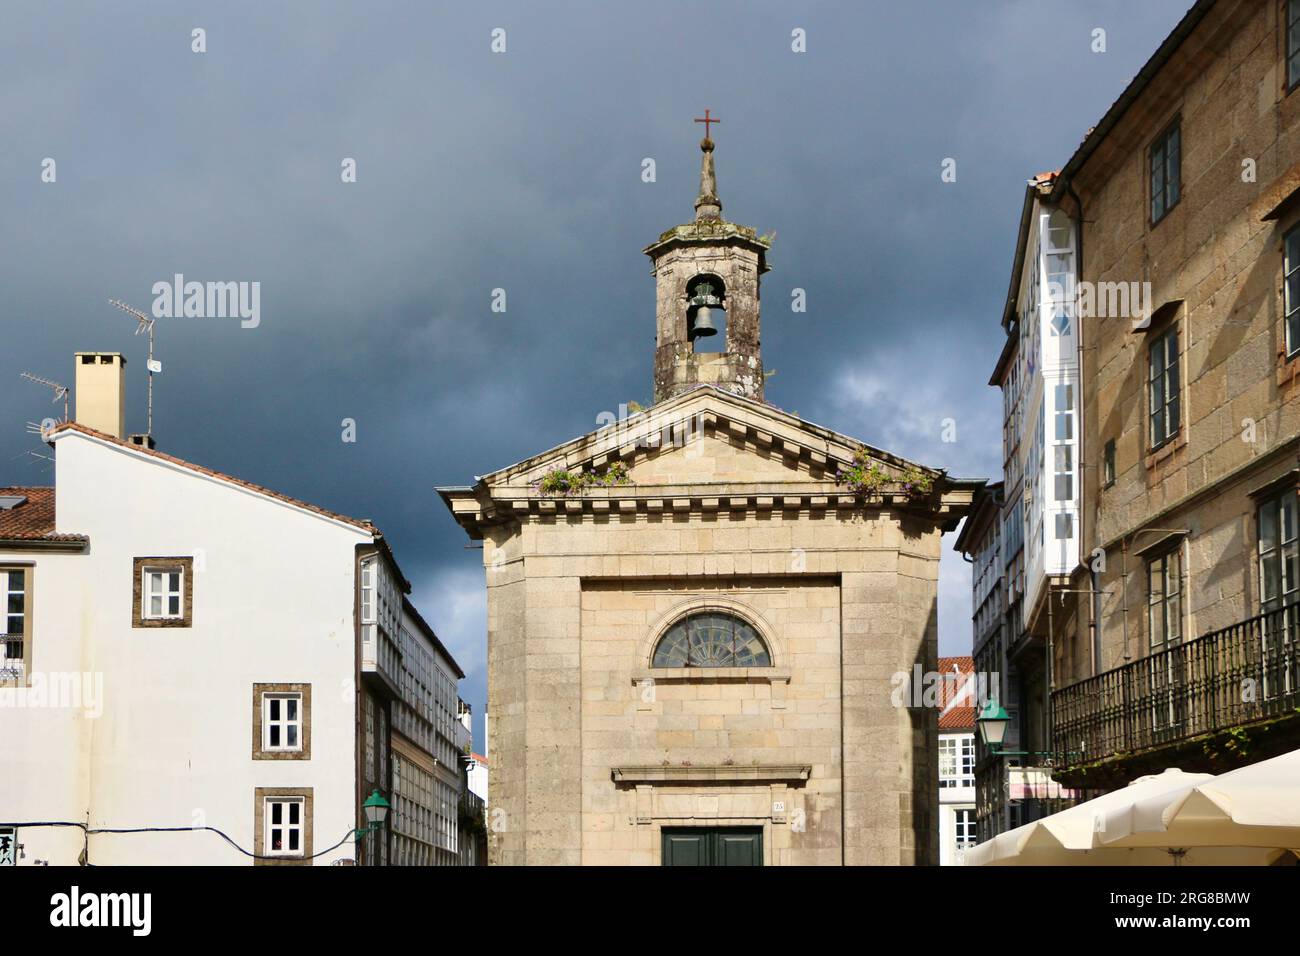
[661,827,763,866]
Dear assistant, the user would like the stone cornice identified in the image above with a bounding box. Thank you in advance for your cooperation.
[437,387,983,538]
[611,764,812,786]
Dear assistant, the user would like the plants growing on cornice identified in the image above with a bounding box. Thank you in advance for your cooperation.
[534,461,632,496]
[836,448,935,501]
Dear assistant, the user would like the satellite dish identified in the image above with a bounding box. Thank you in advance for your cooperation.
[147,359,162,374]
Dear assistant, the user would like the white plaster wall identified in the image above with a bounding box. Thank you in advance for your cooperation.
[3,430,368,864]
[0,550,93,865]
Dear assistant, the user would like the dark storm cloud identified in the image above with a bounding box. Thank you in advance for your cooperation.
[0,1,1192,737]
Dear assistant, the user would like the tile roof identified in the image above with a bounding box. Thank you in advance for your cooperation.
[937,655,977,731]
[0,486,86,543]
[51,422,379,534]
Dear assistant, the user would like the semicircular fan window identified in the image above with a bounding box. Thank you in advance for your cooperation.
[651,611,771,668]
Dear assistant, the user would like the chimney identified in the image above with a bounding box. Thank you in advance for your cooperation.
[74,352,127,439]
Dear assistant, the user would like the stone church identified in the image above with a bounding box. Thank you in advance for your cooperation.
[439,128,979,865]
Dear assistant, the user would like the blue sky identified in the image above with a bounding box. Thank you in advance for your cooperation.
[0,1,1194,744]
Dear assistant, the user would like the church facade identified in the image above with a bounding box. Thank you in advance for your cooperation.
[439,131,979,865]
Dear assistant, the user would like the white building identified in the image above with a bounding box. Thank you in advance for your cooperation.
[391,598,468,866]
[1013,192,1081,623]
[957,173,1088,845]
[936,656,976,866]
[0,351,464,865]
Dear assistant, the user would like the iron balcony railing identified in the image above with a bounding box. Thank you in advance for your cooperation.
[1051,601,1300,765]
[1,634,23,683]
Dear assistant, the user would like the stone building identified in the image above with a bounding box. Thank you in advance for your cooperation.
[978,0,1300,793]
[439,131,980,865]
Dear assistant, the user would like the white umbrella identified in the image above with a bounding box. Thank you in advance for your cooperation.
[1101,748,1300,858]
[964,768,1210,866]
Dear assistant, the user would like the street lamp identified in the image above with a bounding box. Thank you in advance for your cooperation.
[977,698,1010,751]
[356,789,391,840]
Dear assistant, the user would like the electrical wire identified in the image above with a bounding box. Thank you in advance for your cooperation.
[0,820,362,862]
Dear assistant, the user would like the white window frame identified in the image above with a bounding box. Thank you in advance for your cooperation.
[938,737,958,788]
[3,569,27,679]
[954,808,977,848]
[264,796,305,857]
[142,566,184,620]
[262,692,304,752]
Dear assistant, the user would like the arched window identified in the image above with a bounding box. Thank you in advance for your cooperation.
[651,611,771,668]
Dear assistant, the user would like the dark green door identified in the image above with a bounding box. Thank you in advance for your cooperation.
[661,827,762,866]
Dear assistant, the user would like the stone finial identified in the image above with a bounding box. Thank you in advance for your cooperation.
[694,137,722,221]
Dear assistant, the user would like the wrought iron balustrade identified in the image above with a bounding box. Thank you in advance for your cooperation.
[1051,602,1300,764]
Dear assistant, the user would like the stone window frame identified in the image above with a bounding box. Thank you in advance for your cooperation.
[131,556,194,628]
[252,683,312,760]
[254,787,313,866]
[1145,321,1183,457]
[1254,480,1299,615]
[640,596,783,671]
[1145,542,1185,653]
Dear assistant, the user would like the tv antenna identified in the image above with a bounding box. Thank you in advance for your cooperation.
[108,299,159,438]
[19,371,70,421]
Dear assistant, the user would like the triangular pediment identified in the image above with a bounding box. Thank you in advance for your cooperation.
[437,387,982,536]
[623,430,807,486]
[480,386,922,489]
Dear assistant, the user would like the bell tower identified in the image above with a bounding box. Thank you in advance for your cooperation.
[644,113,771,404]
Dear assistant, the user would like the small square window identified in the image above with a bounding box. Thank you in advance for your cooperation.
[132,557,193,628]
[1055,513,1073,540]
[143,569,182,619]
[253,683,311,760]
[255,788,313,865]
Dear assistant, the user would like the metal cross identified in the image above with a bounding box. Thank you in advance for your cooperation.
[694,109,720,139]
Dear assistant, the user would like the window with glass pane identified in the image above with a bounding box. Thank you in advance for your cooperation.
[1046,252,1074,337]
[1258,491,1298,614]
[142,567,183,619]
[651,612,771,667]
[265,797,304,856]
[955,808,977,848]
[960,735,975,786]
[3,569,25,679]
[1148,326,1180,448]
[263,693,303,751]
[1289,0,1300,92]
[1147,549,1182,650]
[1286,226,1300,359]
[938,737,958,787]
[1150,121,1180,224]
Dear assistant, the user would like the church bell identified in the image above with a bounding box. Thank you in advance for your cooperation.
[688,281,722,340]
